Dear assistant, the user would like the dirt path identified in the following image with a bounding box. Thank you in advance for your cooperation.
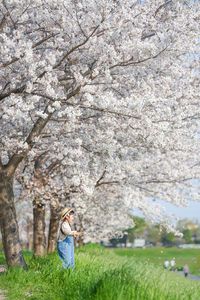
[177,271,200,281]
[0,290,6,300]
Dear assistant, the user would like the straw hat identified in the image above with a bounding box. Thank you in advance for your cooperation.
[61,207,74,220]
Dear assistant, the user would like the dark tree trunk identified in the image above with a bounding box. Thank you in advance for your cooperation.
[47,204,60,253]
[77,235,84,247]
[33,197,46,256]
[74,215,84,247]
[0,171,27,269]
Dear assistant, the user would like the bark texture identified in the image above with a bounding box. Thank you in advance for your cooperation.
[0,171,27,269]
[26,217,33,251]
[47,204,60,253]
[33,197,46,256]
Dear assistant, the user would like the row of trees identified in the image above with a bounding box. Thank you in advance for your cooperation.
[112,217,200,247]
[0,0,200,268]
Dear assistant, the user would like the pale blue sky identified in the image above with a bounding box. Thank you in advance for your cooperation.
[160,200,200,223]
[133,200,200,223]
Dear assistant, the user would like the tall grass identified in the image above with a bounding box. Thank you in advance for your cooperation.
[0,245,200,300]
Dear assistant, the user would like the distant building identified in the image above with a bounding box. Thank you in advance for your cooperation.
[133,238,145,248]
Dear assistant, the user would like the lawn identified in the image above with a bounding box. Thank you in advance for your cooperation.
[113,247,200,275]
[0,245,200,300]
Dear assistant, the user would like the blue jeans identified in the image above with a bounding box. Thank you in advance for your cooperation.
[57,236,75,269]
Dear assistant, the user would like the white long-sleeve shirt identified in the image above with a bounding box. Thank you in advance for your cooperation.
[57,220,74,241]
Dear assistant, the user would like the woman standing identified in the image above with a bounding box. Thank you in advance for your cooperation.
[57,208,81,269]
[183,264,189,278]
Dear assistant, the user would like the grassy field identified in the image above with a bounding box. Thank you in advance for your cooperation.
[114,247,200,275]
[0,245,200,300]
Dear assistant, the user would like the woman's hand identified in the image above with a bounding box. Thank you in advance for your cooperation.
[73,231,82,238]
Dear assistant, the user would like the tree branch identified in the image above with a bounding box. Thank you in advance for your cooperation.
[154,0,172,17]
[1,33,59,69]
[0,85,25,102]
[0,11,8,32]
[137,177,195,185]
[46,159,61,175]
[0,158,4,170]
[6,109,52,177]
[95,170,107,187]
[77,104,141,120]
[5,83,81,176]
[2,0,16,29]
[95,180,119,188]
[54,24,101,69]
[110,45,169,69]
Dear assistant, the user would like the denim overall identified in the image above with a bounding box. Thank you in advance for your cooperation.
[57,235,75,269]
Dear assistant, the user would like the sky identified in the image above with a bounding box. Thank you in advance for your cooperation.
[133,200,200,224]
[160,200,200,223]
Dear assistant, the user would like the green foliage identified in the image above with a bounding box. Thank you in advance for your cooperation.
[161,230,176,246]
[126,216,147,242]
[146,225,161,245]
[176,219,200,244]
[0,246,200,300]
[183,229,193,243]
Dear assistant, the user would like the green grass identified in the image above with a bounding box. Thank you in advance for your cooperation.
[0,245,200,300]
[114,247,200,275]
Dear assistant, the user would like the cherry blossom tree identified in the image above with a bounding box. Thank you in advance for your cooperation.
[0,0,200,267]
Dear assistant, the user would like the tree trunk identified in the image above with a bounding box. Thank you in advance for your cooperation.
[33,197,46,256]
[77,235,84,247]
[75,215,84,247]
[47,204,60,253]
[26,217,33,251]
[0,171,27,269]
